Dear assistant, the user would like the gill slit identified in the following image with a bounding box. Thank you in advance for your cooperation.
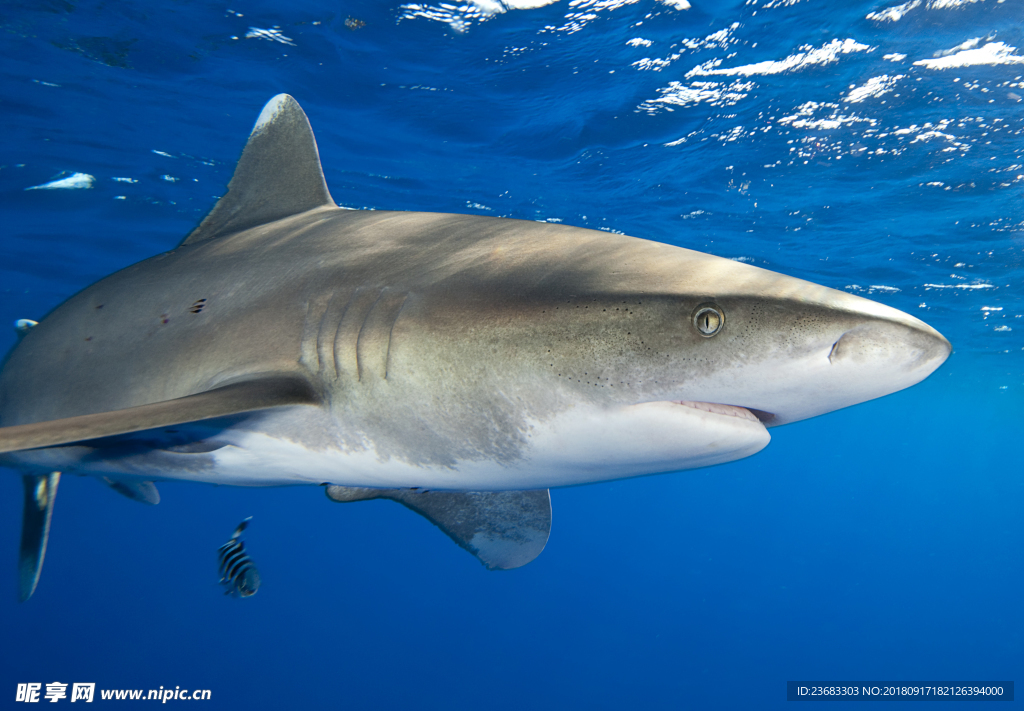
[384,294,409,380]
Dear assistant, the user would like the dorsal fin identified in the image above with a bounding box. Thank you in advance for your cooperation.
[180,94,335,247]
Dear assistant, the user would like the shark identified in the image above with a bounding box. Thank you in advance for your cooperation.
[0,95,951,601]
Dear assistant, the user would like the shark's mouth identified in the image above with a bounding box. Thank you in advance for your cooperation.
[676,400,776,426]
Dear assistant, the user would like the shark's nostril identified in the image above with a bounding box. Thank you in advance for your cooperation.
[828,340,840,363]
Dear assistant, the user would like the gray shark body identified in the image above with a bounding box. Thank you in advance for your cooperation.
[0,95,950,599]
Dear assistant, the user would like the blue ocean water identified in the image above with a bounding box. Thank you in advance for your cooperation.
[1,0,1022,707]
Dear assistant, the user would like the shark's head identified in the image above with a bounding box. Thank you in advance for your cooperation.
[630,275,951,427]
[510,234,952,427]
[369,219,951,483]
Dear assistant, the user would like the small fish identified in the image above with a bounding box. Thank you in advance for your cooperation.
[217,517,260,597]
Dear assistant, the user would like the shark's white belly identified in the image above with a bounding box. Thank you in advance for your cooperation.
[11,401,770,491]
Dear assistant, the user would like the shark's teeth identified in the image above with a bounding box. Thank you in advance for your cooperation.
[677,400,760,423]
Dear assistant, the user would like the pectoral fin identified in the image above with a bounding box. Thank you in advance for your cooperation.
[0,376,318,454]
[102,478,160,505]
[19,472,60,602]
[325,486,551,570]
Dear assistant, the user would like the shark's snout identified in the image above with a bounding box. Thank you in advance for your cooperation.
[716,301,952,428]
[781,315,953,425]
[828,319,951,375]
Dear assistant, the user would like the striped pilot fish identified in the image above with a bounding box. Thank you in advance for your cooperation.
[217,517,260,597]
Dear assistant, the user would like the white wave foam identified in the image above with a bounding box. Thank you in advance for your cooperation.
[866,0,920,22]
[845,284,901,294]
[400,3,490,32]
[634,23,740,73]
[914,42,1024,69]
[927,0,982,8]
[933,36,984,58]
[26,172,95,190]
[506,0,559,7]
[778,101,877,130]
[633,57,676,71]
[923,282,995,290]
[553,0,641,34]
[844,74,905,103]
[245,27,295,46]
[399,0,673,33]
[627,38,653,47]
[401,0,622,33]
[638,80,753,114]
[680,23,741,52]
[687,38,872,78]
[867,0,981,20]
[883,53,907,62]
[909,129,956,143]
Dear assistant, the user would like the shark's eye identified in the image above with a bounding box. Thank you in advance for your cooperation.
[692,304,724,337]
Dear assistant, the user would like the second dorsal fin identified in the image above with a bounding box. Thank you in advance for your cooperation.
[180,94,335,247]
